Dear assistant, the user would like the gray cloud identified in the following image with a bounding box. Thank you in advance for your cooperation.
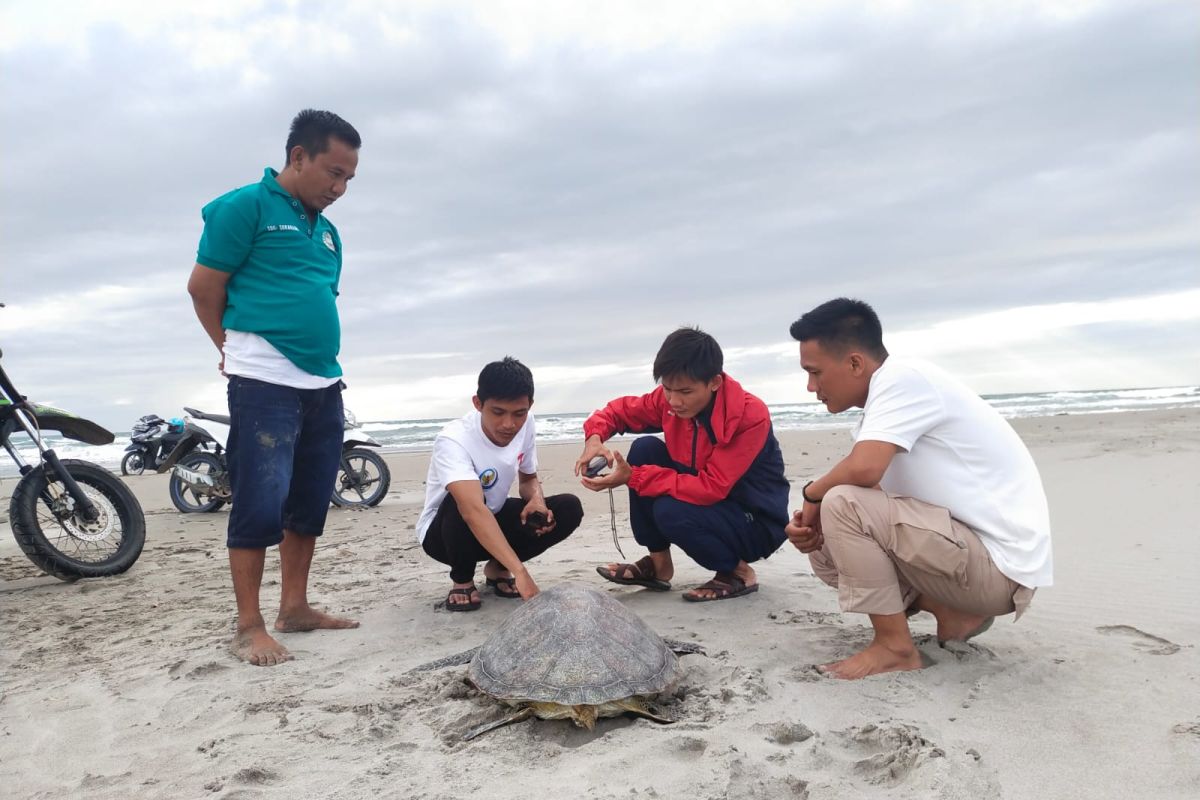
[1,1,1197,428]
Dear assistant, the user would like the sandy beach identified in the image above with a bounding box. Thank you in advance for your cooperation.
[1,408,1198,799]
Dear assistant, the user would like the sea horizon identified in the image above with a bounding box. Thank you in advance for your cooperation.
[3,384,1198,477]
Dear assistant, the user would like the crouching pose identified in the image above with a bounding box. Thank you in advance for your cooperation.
[417,358,584,611]
[577,328,790,602]
[787,299,1052,679]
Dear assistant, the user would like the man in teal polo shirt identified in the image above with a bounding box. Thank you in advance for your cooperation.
[188,109,362,667]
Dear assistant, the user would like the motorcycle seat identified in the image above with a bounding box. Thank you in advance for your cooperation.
[184,407,232,426]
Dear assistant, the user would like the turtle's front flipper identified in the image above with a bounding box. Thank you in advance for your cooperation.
[619,698,675,725]
[663,638,706,656]
[408,646,480,673]
[463,706,536,741]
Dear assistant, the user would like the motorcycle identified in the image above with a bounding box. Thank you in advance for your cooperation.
[0,330,146,580]
[120,414,186,475]
[333,409,392,508]
[158,406,390,513]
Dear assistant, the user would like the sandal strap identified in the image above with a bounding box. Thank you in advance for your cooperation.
[691,574,742,596]
[632,555,657,580]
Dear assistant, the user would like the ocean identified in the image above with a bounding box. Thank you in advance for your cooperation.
[2,385,1198,478]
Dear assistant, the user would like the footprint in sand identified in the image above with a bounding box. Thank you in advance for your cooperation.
[764,721,816,745]
[232,766,279,785]
[1095,625,1182,655]
[721,756,810,799]
[835,723,945,786]
[186,662,230,679]
[1171,720,1200,738]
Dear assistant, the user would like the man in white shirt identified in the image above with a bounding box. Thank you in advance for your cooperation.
[785,298,1052,680]
[416,358,584,611]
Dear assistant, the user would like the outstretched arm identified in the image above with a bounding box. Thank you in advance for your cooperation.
[446,479,539,599]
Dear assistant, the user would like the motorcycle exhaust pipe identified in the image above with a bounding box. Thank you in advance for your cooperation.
[171,464,229,498]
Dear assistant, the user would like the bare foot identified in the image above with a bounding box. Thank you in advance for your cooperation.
[231,625,293,667]
[274,606,360,632]
[483,560,513,582]
[816,641,924,680]
[913,594,994,643]
[937,613,994,643]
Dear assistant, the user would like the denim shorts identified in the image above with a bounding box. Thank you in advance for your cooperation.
[225,376,343,549]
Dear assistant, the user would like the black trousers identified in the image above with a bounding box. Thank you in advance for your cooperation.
[421,493,584,583]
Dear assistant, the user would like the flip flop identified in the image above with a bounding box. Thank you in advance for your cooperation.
[485,576,521,599]
[682,572,759,603]
[595,555,671,591]
[445,585,481,612]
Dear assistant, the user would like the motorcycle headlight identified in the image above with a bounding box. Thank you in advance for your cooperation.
[343,408,358,428]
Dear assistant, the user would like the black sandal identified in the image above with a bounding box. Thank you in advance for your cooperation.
[486,576,520,599]
[445,585,481,612]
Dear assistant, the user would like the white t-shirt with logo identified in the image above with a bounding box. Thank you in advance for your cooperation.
[223,330,340,390]
[853,357,1053,588]
[415,410,538,543]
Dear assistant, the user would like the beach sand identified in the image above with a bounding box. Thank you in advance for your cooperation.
[1,409,1198,799]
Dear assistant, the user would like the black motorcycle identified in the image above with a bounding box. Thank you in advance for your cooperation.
[157,408,229,513]
[158,406,389,513]
[121,414,186,476]
[0,330,146,580]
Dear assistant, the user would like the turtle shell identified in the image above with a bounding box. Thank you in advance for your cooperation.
[467,584,679,706]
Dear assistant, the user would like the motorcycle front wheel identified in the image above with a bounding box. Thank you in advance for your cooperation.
[9,459,147,580]
[331,448,391,507]
[168,452,228,513]
[120,451,145,476]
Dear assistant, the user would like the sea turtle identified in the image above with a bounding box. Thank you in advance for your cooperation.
[411,583,705,740]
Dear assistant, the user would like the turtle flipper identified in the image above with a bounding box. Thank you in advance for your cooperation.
[463,706,536,741]
[663,638,706,656]
[408,646,480,672]
[618,697,675,725]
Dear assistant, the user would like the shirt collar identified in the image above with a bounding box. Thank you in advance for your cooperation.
[262,167,291,198]
[261,167,324,221]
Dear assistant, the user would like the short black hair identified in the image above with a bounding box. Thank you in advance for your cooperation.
[789,298,888,360]
[477,357,535,404]
[652,327,724,383]
[285,109,361,162]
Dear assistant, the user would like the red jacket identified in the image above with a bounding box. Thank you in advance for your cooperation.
[583,374,787,518]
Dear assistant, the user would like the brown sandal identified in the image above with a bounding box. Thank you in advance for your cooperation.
[595,555,671,591]
[683,572,759,602]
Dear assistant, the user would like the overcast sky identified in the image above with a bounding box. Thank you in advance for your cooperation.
[1,0,1197,428]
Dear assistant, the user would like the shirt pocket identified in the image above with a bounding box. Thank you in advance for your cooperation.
[889,498,969,588]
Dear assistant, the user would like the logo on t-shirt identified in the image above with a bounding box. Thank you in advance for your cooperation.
[322,231,336,252]
[479,468,498,490]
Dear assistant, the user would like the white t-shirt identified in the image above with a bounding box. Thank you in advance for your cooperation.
[223,330,340,390]
[853,357,1053,588]
[415,410,539,543]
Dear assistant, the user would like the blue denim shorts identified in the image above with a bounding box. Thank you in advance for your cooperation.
[225,376,343,549]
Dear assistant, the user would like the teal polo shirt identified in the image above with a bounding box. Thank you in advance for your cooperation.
[196,168,344,378]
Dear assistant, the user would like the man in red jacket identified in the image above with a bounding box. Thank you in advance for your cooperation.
[576,328,790,601]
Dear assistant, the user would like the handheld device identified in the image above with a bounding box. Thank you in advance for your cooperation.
[583,454,624,558]
[584,455,608,478]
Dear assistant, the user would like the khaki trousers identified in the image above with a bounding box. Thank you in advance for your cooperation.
[809,486,1033,619]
